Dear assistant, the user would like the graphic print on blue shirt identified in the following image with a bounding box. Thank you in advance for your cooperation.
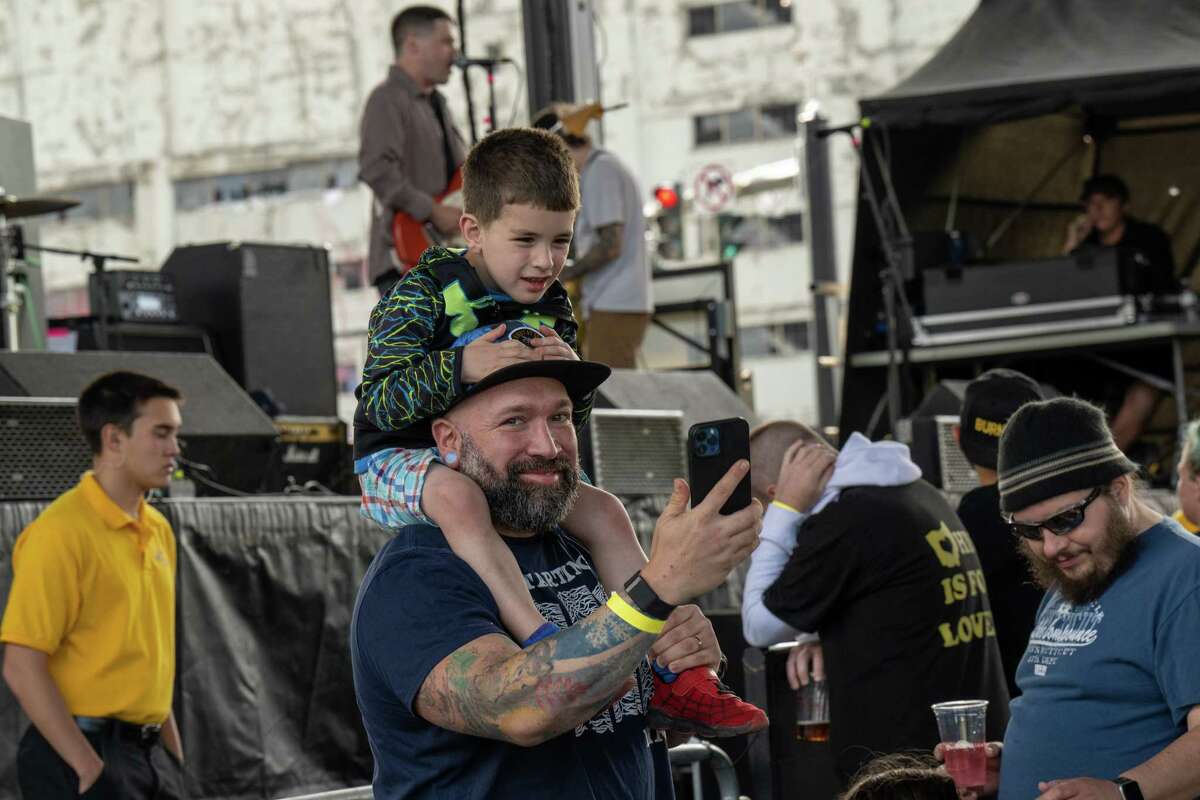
[350,524,671,800]
[998,520,1200,800]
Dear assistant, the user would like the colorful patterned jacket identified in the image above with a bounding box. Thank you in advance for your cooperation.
[353,247,586,462]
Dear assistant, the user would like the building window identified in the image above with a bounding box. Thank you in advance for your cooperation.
[56,182,135,222]
[687,0,793,38]
[739,321,810,358]
[174,157,358,211]
[693,103,799,147]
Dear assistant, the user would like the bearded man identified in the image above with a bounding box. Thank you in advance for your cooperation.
[349,359,763,799]
[948,397,1200,800]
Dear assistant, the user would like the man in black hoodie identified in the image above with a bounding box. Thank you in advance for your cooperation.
[954,369,1046,697]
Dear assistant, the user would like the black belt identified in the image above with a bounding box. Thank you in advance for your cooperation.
[75,716,162,747]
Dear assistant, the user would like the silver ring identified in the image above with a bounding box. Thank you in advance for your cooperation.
[694,635,703,651]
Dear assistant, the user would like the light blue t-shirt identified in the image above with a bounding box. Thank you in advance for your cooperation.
[999,519,1200,800]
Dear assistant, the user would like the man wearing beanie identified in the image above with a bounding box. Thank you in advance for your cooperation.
[978,397,1200,800]
[954,369,1045,697]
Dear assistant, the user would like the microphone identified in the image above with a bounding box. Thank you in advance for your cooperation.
[455,55,513,68]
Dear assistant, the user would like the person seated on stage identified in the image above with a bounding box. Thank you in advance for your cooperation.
[953,369,1046,698]
[842,754,959,800]
[1061,175,1178,451]
[353,126,767,738]
[1174,419,1200,534]
[1062,173,1178,296]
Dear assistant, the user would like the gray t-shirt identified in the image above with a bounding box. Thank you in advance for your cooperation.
[575,149,653,316]
[999,519,1200,800]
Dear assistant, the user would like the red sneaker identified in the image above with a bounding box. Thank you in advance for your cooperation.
[646,668,769,737]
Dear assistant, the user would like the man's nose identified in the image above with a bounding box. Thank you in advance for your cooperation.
[526,419,561,458]
[1040,529,1070,559]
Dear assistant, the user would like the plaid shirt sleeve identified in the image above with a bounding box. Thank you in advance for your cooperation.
[358,270,463,431]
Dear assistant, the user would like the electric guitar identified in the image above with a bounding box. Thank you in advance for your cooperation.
[391,167,463,271]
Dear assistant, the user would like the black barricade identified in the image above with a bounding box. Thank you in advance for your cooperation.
[0,497,389,800]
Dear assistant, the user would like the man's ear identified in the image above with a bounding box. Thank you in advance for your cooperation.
[1110,473,1133,506]
[431,418,463,469]
[459,213,483,251]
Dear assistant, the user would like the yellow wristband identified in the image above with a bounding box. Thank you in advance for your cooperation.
[606,592,666,634]
[771,500,802,514]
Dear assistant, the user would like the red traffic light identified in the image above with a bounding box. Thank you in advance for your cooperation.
[653,185,680,210]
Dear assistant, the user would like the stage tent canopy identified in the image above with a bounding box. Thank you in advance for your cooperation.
[837,0,1200,436]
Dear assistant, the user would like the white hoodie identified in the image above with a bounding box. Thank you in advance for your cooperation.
[740,432,923,648]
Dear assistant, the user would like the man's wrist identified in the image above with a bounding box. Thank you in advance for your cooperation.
[624,571,676,619]
[638,563,686,606]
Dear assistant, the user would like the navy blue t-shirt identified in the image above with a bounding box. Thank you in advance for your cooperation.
[999,520,1200,800]
[350,523,673,799]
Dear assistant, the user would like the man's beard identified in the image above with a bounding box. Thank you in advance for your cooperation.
[1023,496,1138,605]
[457,435,580,533]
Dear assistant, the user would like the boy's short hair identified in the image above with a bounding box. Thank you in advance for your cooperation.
[461,128,580,226]
[391,6,452,55]
[78,371,183,455]
[842,754,958,800]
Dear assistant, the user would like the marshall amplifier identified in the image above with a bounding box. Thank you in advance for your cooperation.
[913,247,1134,346]
[261,416,353,493]
[88,270,178,323]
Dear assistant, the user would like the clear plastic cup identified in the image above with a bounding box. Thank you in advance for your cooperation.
[932,700,988,789]
[794,679,830,742]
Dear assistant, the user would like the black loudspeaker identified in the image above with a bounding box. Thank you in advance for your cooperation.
[51,317,212,354]
[0,352,278,496]
[260,416,354,493]
[902,380,977,493]
[0,398,92,500]
[161,242,337,417]
[743,646,840,800]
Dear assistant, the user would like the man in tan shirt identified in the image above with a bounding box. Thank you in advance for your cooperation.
[359,6,468,294]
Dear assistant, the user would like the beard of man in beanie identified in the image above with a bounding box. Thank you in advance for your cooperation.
[1021,488,1140,604]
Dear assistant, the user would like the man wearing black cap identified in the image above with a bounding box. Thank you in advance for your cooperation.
[350,358,764,799]
[954,368,1045,697]
[975,397,1200,800]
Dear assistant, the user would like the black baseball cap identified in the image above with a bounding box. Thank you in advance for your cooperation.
[463,358,611,407]
[959,369,1044,470]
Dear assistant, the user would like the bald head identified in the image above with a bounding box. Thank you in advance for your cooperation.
[748,420,826,504]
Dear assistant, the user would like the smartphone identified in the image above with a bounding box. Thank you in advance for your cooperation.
[687,417,752,515]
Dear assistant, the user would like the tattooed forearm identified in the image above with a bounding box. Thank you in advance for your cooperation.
[562,223,623,281]
[416,604,653,745]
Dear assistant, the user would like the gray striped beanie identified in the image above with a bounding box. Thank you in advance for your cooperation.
[997,397,1137,513]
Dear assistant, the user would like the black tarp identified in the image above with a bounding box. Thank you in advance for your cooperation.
[861,0,1200,127]
[0,498,389,800]
[839,0,1200,437]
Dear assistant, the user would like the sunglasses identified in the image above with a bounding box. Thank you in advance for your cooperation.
[1004,487,1104,541]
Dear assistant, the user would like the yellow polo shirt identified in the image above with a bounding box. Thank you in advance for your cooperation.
[1173,509,1200,534]
[0,472,176,725]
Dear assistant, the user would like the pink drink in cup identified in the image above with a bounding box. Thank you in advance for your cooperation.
[931,700,988,790]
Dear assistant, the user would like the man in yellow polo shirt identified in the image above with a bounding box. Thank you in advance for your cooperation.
[2,371,185,798]
[1175,420,1200,534]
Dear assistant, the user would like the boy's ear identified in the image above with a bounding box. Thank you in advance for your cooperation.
[431,418,463,468]
[460,213,483,251]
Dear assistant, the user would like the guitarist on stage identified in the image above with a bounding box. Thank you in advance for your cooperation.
[359,6,466,295]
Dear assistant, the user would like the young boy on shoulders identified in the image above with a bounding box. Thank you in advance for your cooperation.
[352,127,766,737]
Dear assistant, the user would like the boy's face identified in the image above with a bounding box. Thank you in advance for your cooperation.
[463,202,576,304]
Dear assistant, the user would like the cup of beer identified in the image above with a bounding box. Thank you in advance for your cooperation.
[794,679,829,742]
[931,700,988,789]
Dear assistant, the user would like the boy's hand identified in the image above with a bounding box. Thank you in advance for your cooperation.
[530,325,579,361]
[461,324,539,383]
[774,440,837,514]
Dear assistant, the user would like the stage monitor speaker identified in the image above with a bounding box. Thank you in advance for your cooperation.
[587,409,684,496]
[260,416,354,494]
[594,369,758,434]
[743,645,840,800]
[51,317,212,354]
[0,352,277,496]
[161,242,337,417]
[0,398,92,500]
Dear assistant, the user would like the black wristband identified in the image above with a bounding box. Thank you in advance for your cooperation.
[1113,778,1143,800]
[623,571,676,620]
